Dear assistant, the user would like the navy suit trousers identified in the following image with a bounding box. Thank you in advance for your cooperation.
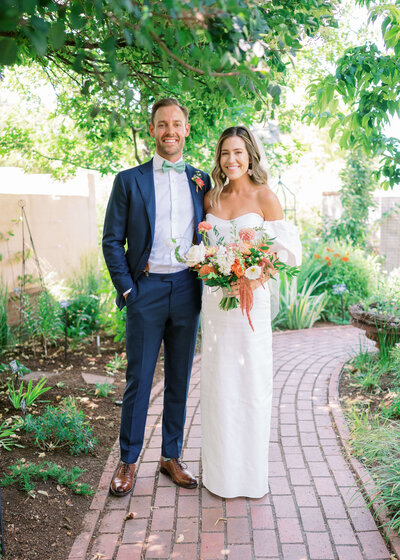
[120,269,201,463]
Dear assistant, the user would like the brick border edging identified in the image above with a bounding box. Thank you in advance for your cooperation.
[67,354,201,560]
[328,361,400,558]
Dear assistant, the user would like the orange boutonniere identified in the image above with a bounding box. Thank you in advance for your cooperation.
[192,171,205,192]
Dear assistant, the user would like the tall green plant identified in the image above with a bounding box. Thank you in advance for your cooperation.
[323,151,377,248]
[0,278,10,354]
[274,275,328,330]
[37,291,63,357]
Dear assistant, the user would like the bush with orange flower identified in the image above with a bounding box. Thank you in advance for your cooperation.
[298,242,380,322]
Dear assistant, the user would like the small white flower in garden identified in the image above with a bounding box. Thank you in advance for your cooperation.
[185,242,206,267]
[245,266,262,280]
[277,249,288,263]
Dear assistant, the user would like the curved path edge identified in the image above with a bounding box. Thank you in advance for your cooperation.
[329,362,400,558]
[66,329,400,560]
[66,351,192,560]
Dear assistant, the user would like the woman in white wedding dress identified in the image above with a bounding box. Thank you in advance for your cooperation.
[201,126,302,498]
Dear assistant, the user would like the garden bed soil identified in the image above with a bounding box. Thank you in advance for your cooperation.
[339,357,396,417]
[0,333,164,560]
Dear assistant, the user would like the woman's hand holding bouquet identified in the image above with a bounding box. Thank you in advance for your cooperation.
[172,221,298,330]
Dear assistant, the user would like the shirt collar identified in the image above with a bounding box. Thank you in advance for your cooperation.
[153,151,184,171]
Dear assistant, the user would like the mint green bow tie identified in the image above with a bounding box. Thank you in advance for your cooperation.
[161,160,186,173]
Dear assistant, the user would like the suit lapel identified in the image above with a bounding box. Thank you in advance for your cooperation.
[137,159,156,241]
[185,164,203,228]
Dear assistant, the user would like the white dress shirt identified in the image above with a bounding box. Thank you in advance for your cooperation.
[148,152,195,273]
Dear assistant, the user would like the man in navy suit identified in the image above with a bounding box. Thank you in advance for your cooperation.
[103,98,211,496]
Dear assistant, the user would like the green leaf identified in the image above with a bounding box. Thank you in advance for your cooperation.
[255,99,262,111]
[0,38,18,64]
[48,21,65,50]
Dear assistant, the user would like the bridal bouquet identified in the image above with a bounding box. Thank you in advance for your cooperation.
[172,221,298,330]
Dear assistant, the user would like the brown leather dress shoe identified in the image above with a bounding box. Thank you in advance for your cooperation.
[159,457,198,489]
[110,461,135,496]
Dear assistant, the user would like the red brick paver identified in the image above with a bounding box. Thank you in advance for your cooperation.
[68,329,396,560]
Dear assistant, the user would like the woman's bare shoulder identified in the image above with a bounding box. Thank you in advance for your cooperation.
[257,185,284,220]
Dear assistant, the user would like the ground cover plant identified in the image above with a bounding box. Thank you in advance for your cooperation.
[340,339,400,535]
[0,332,164,560]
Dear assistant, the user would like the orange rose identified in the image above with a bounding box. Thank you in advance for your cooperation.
[231,259,245,278]
[342,256,349,262]
[325,256,331,262]
[198,264,217,276]
[198,221,213,232]
[239,228,256,243]
[334,253,340,258]
[314,254,321,259]
[240,242,252,255]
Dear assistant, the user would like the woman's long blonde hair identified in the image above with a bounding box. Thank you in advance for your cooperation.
[209,126,269,208]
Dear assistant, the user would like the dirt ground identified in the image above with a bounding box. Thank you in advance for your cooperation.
[0,333,164,560]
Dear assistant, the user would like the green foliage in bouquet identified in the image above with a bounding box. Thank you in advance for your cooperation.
[24,397,97,455]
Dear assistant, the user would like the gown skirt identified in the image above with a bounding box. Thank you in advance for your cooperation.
[200,213,301,498]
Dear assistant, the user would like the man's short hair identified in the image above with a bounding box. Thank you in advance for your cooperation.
[151,98,189,124]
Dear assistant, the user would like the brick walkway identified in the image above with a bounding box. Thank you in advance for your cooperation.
[68,326,394,560]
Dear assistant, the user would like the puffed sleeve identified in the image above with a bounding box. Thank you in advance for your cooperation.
[262,219,302,267]
[262,220,302,319]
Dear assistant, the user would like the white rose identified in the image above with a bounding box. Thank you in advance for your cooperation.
[185,242,206,267]
[245,265,262,280]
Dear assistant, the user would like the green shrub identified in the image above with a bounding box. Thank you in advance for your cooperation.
[20,291,63,354]
[65,252,102,338]
[322,151,376,249]
[24,397,97,455]
[103,306,126,343]
[1,459,94,495]
[306,242,380,321]
[67,294,100,338]
[95,382,114,397]
[37,290,63,355]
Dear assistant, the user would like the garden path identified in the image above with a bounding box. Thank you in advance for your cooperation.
[68,326,394,560]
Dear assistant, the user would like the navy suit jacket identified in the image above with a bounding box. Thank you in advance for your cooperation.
[102,158,212,310]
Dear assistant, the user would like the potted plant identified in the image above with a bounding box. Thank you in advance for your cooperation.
[349,296,400,350]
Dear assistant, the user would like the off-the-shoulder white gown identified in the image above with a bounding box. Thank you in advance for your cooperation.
[201,213,302,498]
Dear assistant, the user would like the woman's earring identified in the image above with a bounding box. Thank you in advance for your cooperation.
[248,165,253,176]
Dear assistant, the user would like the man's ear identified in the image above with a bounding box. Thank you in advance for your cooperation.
[149,123,155,137]
[185,123,191,137]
